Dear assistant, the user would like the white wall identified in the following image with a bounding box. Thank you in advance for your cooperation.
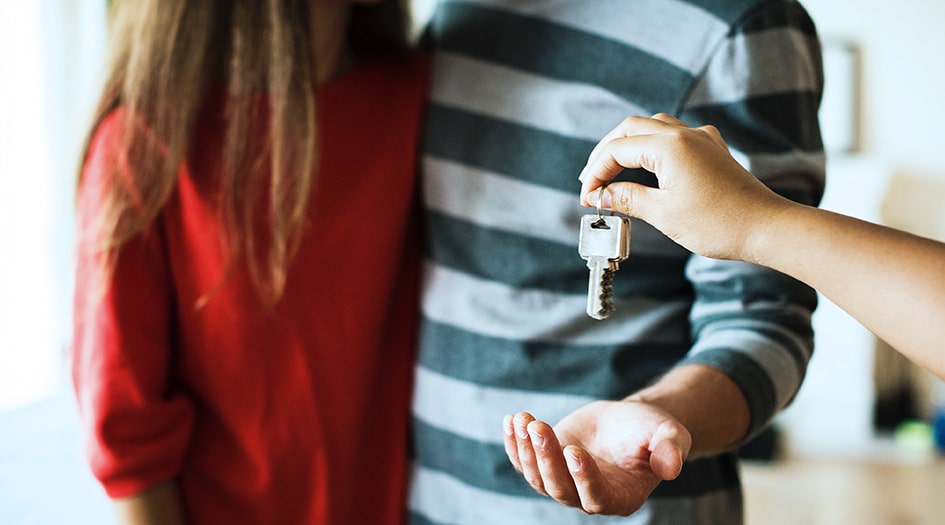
[0,2,106,410]
[805,0,945,238]
[780,0,945,456]
[0,3,60,410]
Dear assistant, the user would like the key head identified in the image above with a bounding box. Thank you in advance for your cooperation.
[578,215,630,261]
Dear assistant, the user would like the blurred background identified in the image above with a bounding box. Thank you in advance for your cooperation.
[1,1,943,524]
[1,3,111,524]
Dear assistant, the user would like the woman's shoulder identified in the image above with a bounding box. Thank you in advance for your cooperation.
[330,50,431,100]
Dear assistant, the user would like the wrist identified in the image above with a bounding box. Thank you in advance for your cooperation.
[741,195,801,268]
[624,364,749,456]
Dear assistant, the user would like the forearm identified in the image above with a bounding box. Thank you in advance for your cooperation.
[113,480,186,525]
[752,201,945,377]
[625,363,749,457]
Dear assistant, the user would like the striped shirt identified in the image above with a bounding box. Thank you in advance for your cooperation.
[410,1,825,523]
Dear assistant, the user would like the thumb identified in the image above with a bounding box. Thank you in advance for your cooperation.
[648,421,691,481]
[587,181,655,221]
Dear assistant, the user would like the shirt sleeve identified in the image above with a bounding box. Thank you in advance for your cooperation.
[71,110,195,498]
[676,0,825,438]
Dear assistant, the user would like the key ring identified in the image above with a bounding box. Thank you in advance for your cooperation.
[596,186,606,220]
[596,185,616,219]
[593,185,613,229]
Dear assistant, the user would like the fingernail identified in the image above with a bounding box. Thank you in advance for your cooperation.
[588,188,613,209]
[530,429,544,448]
[503,415,514,436]
[514,418,529,439]
[565,449,582,472]
[600,188,613,209]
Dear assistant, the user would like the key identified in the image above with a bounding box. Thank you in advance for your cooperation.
[578,214,630,320]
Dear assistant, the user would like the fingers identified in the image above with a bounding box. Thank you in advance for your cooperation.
[502,414,521,471]
[578,142,638,207]
[516,418,614,513]
[509,413,540,489]
[503,409,678,517]
[649,112,687,126]
[578,115,676,205]
[579,130,673,208]
[526,420,581,506]
[586,179,656,221]
[562,445,613,515]
[502,413,581,507]
[580,114,683,177]
[649,440,684,480]
[508,412,556,498]
[578,114,727,209]
[697,123,726,149]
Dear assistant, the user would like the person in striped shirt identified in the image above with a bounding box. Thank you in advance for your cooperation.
[410,1,825,523]
[505,112,945,514]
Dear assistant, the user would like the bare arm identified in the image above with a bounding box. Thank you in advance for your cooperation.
[579,114,945,379]
[751,200,945,375]
[112,480,186,525]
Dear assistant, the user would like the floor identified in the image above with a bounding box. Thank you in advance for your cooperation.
[742,454,945,525]
[3,381,944,525]
[0,382,115,525]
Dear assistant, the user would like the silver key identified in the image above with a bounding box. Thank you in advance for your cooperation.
[578,214,630,320]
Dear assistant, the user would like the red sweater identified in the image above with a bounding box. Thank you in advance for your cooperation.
[72,55,428,524]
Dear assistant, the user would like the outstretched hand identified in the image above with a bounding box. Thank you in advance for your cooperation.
[577,113,792,264]
[503,400,692,516]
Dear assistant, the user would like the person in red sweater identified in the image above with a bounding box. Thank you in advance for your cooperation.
[71,1,428,524]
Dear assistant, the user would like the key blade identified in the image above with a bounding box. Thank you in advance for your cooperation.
[585,256,614,320]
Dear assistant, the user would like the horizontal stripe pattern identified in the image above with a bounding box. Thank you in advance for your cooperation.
[408,462,743,523]
[735,0,818,36]
[685,256,818,329]
[422,105,595,192]
[430,52,644,142]
[409,463,649,524]
[416,320,689,396]
[421,156,691,260]
[412,0,824,522]
[730,149,826,204]
[421,156,586,246]
[440,0,728,73]
[430,2,693,108]
[422,214,692,296]
[411,433,742,501]
[684,255,815,425]
[421,260,693,346]
[413,366,596,445]
[685,29,823,108]
[682,93,824,154]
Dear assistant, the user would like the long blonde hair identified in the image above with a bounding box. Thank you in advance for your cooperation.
[82,0,409,305]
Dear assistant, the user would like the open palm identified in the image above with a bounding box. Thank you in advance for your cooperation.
[504,400,691,516]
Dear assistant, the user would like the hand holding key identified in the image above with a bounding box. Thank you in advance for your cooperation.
[578,188,630,320]
[577,113,779,263]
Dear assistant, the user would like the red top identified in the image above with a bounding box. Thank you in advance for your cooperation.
[72,55,429,525]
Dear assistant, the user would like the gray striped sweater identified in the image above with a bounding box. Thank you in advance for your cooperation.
[410,1,825,523]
